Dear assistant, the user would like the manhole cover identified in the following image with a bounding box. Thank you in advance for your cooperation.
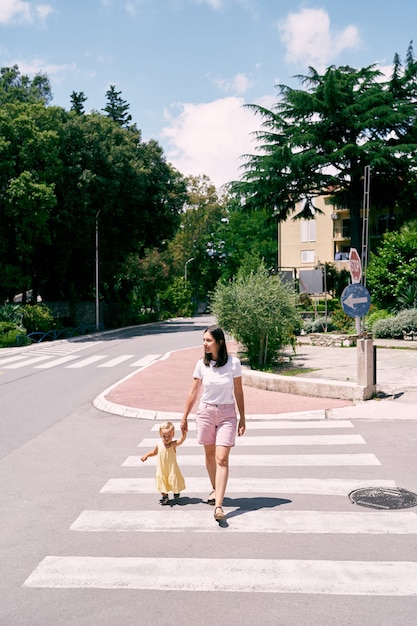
[349,487,417,510]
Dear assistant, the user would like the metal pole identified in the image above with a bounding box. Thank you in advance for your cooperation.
[95,210,100,331]
[184,257,194,281]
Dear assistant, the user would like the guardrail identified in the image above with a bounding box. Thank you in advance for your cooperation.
[15,324,104,346]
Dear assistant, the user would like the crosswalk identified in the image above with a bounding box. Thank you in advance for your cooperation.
[0,343,161,371]
[23,418,417,596]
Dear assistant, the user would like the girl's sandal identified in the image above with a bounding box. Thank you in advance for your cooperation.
[207,490,215,505]
[159,494,169,506]
[214,506,226,521]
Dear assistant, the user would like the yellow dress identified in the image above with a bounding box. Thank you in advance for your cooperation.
[155,441,186,493]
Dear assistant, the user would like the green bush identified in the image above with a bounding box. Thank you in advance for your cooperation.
[21,304,55,334]
[161,277,193,317]
[372,308,417,338]
[0,304,24,326]
[210,262,300,368]
[329,302,356,333]
[364,307,390,331]
[302,317,335,334]
[0,321,26,347]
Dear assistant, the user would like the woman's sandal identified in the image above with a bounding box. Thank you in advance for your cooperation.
[207,490,215,506]
[214,506,226,521]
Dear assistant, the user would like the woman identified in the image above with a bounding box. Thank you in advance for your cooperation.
[180,325,246,522]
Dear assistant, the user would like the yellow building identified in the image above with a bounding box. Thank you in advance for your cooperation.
[278,194,401,276]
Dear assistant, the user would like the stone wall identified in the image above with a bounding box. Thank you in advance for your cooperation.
[308,333,360,347]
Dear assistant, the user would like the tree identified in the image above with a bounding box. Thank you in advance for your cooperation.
[102,84,132,127]
[233,45,417,252]
[70,91,87,115]
[0,102,61,302]
[211,261,300,368]
[167,175,228,302]
[366,221,417,310]
[0,65,52,105]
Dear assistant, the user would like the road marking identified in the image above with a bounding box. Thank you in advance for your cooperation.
[123,453,381,467]
[2,355,54,368]
[98,355,135,367]
[35,355,80,369]
[66,356,108,368]
[150,420,355,431]
[0,354,29,365]
[70,509,417,534]
[100,477,396,496]
[139,434,366,447]
[23,556,417,595]
[130,354,161,367]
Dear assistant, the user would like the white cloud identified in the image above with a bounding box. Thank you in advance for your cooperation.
[161,96,266,188]
[278,8,361,69]
[0,0,53,24]
[214,72,253,95]
[13,58,74,81]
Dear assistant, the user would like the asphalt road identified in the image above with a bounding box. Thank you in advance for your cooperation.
[2,319,417,625]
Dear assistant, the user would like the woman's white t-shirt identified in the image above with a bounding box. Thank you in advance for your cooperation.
[193,355,242,405]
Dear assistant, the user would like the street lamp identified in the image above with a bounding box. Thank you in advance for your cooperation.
[184,257,194,281]
[95,209,101,331]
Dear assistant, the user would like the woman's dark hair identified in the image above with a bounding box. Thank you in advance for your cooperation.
[203,325,228,367]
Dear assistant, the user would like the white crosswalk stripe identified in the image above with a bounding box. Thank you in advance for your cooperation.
[24,556,417,595]
[70,509,417,534]
[22,418,417,599]
[100,476,396,496]
[151,419,356,430]
[0,349,161,370]
[123,452,381,466]
[139,434,367,447]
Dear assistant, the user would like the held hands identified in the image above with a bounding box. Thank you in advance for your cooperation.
[180,416,188,434]
[238,419,246,437]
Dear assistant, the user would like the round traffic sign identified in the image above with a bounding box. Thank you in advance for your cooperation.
[341,283,371,318]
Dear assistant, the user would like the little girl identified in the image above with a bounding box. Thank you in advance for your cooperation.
[141,421,186,505]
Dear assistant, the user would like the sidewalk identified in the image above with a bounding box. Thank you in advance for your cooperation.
[95,335,417,421]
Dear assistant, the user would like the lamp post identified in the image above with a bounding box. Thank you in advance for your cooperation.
[95,209,101,331]
[184,257,194,281]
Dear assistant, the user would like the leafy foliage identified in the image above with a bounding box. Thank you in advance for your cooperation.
[366,221,417,309]
[0,66,187,308]
[210,261,300,368]
[372,309,417,338]
[21,304,55,333]
[233,45,417,252]
[162,277,193,317]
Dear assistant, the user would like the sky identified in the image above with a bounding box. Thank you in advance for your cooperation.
[1,0,417,188]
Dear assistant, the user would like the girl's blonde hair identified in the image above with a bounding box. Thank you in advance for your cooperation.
[159,421,175,434]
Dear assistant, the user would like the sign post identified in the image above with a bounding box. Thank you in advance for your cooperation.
[341,252,375,398]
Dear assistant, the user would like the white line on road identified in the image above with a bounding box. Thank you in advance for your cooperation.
[98,355,135,367]
[0,354,29,365]
[150,420,355,431]
[123,453,381,467]
[70,509,417,534]
[66,355,108,368]
[139,434,366,447]
[23,556,417,595]
[100,477,396,496]
[2,355,54,368]
[35,355,80,368]
[130,354,161,367]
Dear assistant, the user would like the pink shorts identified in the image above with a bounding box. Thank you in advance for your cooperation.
[196,402,237,447]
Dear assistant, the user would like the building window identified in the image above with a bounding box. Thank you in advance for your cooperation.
[300,219,316,242]
[301,250,315,263]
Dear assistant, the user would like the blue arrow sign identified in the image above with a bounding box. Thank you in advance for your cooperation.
[341,283,371,318]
